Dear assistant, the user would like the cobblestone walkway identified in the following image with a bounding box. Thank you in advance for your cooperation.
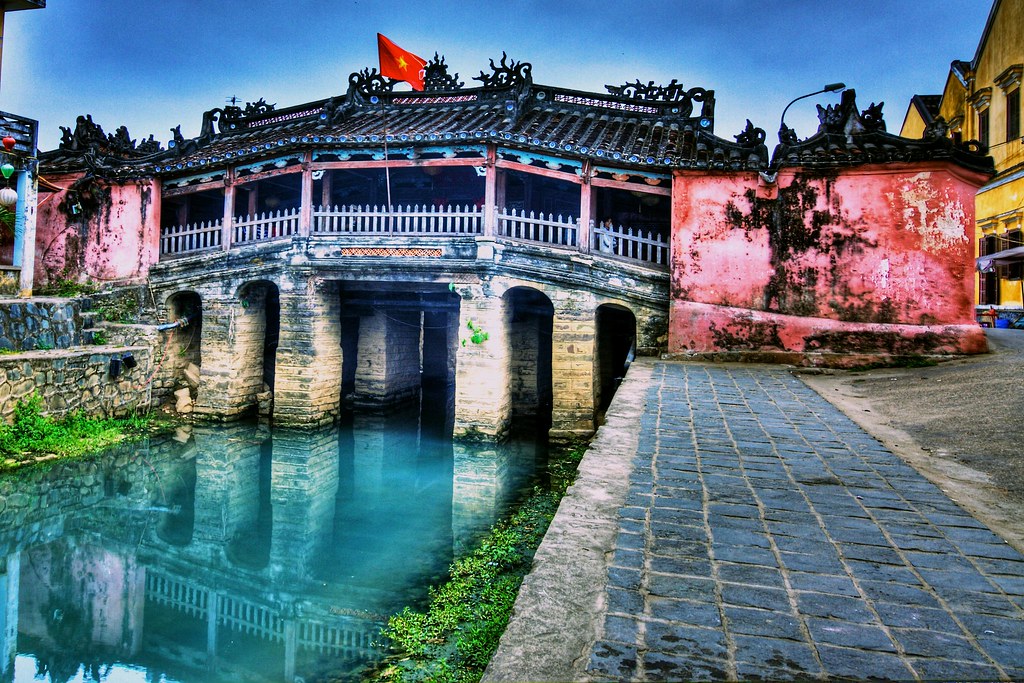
[587,363,1024,681]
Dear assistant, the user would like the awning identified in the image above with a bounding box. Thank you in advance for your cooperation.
[977,245,1024,272]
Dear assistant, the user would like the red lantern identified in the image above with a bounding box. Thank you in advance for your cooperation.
[1,136,15,152]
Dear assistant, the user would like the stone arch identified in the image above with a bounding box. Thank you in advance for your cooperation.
[164,291,203,409]
[225,436,273,570]
[503,286,554,426]
[155,455,197,547]
[236,280,281,416]
[595,303,637,416]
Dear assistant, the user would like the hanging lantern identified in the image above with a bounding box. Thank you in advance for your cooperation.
[0,187,18,207]
[0,163,13,179]
[1,136,14,152]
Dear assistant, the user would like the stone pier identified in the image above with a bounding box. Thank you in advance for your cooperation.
[273,281,343,427]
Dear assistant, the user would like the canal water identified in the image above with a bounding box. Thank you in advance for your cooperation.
[0,394,551,683]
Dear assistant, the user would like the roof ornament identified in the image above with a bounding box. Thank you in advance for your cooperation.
[814,90,886,138]
[423,53,464,91]
[922,115,951,141]
[58,114,106,152]
[348,67,398,99]
[734,120,767,148]
[57,115,163,157]
[472,52,532,89]
[859,102,886,132]
[243,98,276,118]
[604,79,714,120]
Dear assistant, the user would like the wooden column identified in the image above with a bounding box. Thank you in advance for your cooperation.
[300,151,313,237]
[221,169,235,251]
[578,160,594,254]
[484,146,497,237]
[321,169,333,208]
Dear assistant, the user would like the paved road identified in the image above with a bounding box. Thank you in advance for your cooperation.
[485,360,1024,682]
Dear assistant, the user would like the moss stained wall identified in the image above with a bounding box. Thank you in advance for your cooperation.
[669,163,988,358]
[34,173,160,286]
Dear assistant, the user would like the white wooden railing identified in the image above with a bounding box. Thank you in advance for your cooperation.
[146,572,210,618]
[158,205,668,269]
[145,572,377,655]
[312,204,484,235]
[497,208,578,247]
[160,219,222,257]
[592,220,668,266]
[218,593,284,640]
[233,207,301,245]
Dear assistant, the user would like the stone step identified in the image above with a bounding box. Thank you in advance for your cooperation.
[80,327,105,345]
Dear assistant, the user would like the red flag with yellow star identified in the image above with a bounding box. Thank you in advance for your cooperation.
[377,33,427,91]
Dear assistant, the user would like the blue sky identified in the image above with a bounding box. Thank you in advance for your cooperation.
[0,0,993,153]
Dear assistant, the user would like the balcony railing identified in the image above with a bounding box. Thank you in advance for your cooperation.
[234,208,301,245]
[497,208,578,247]
[592,221,668,265]
[313,203,483,235]
[159,205,668,269]
[160,219,223,257]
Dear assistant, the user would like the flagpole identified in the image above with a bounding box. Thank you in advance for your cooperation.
[379,97,394,233]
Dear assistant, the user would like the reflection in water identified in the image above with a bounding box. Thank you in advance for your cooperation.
[0,394,545,683]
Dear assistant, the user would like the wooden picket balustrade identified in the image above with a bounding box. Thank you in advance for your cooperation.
[312,203,484,235]
[233,207,301,245]
[497,208,578,248]
[159,205,668,270]
[592,221,668,267]
[159,219,223,257]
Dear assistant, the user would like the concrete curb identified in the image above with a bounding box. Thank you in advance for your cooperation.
[482,360,652,682]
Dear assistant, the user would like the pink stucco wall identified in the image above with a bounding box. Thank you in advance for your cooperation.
[19,543,145,653]
[669,163,989,358]
[35,173,160,285]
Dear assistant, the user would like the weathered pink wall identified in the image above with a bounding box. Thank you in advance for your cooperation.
[19,543,145,653]
[669,163,989,359]
[35,173,161,286]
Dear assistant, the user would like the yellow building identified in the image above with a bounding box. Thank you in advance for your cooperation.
[902,0,1024,316]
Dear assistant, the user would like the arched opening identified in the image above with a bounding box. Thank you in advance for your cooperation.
[165,291,203,407]
[156,455,197,546]
[226,437,273,570]
[596,304,637,417]
[237,280,281,411]
[340,281,459,421]
[504,287,554,428]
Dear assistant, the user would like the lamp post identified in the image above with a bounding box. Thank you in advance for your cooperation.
[778,82,846,142]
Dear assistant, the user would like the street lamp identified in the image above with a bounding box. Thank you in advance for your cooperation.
[778,82,846,142]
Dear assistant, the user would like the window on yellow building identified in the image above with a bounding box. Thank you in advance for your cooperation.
[978,108,990,147]
[1008,89,1020,142]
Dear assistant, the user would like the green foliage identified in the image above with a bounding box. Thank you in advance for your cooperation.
[0,206,14,236]
[95,293,139,324]
[90,329,108,346]
[0,394,152,467]
[460,320,489,347]
[35,339,54,351]
[366,441,587,683]
[36,279,98,298]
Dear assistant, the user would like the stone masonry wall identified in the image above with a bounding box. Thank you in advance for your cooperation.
[509,314,540,417]
[100,323,180,407]
[0,347,152,422]
[0,298,84,351]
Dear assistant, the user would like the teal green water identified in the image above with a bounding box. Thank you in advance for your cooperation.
[0,402,547,683]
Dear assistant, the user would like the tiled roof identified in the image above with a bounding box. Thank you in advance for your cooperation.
[40,55,770,179]
[771,90,994,175]
[40,64,993,181]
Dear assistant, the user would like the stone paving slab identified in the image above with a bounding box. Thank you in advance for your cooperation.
[587,362,1024,682]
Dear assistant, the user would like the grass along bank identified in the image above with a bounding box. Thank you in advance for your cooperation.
[0,394,156,472]
[361,440,588,683]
